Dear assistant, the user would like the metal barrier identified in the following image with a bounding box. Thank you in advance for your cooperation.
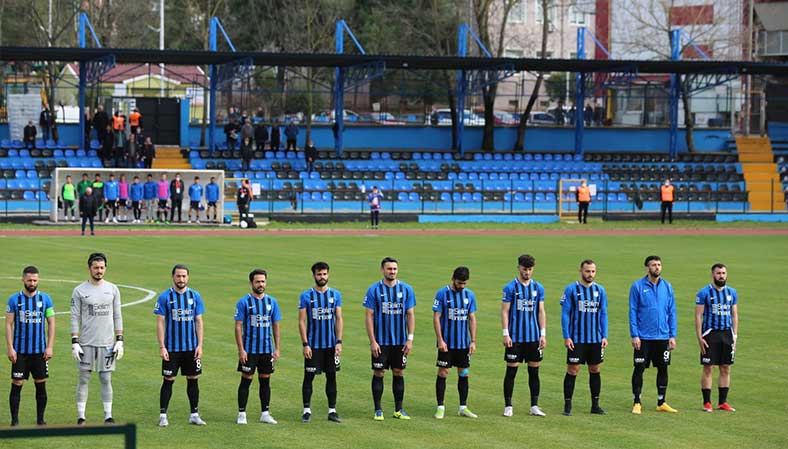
[0,423,136,448]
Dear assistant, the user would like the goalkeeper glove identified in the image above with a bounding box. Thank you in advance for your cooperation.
[113,340,124,360]
[71,343,84,362]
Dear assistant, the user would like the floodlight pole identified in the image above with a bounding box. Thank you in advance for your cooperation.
[78,14,87,150]
[574,27,587,156]
[335,20,345,156]
[669,28,681,160]
[456,23,468,155]
[208,17,218,151]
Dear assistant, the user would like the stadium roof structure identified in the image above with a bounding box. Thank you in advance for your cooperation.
[2,46,788,76]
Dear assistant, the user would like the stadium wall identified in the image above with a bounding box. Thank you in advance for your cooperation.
[1,123,732,153]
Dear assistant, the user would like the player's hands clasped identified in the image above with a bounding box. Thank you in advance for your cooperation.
[71,343,84,362]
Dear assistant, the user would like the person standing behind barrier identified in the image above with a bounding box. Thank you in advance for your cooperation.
[23,121,36,149]
[629,255,677,414]
[142,137,156,169]
[237,179,252,219]
[126,133,138,169]
[205,177,220,224]
[368,186,383,230]
[270,123,281,151]
[143,174,158,223]
[61,175,77,221]
[240,137,253,171]
[157,174,170,223]
[576,180,591,224]
[79,187,98,236]
[93,106,109,144]
[660,179,674,225]
[130,175,144,224]
[305,140,318,173]
[6,265,56,427]
[255,122,268,153]
[170,173,185,223]
[39,104,52,143]
[285,122,299,151]
[100,125,114,167]
[128,108,142,135]
[112,111,125,150]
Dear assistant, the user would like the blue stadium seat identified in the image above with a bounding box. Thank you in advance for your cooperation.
[14,169,25,179]
[408,192,420,201]
[535,192,545,201]
[472,192,482,201]
[0,180,5,189]
[19,149,30,158]
[461,192,472,201]
[23,191,35,201]
[311,192,322,201]
[617,192,628,201]
[412,152,422,160]
[440,192,451,201]
[397,192,408,201]
[36,191,48,200]
[76,149,86,157]
[26,170,37,179]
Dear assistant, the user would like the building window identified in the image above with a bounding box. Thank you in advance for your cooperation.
[509,1,525,23]
[535,0,556,25]
[536,50,554,58]
[504,48,525,58]
[569,3,586,25]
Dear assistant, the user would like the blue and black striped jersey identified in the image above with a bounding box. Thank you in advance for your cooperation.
[502,278,545,343]
[560,281,608,343]
[432,286,476,349]
[363,280,416,346]
[696,284,737,334]
[234,294,281,354]
[153,288,204,352]
[299,288,342,349]
[6,292,54,354]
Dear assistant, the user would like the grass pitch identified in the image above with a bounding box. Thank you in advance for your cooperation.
[1,229,787,448]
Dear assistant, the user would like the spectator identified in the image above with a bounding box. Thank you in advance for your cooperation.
[368,186,383,230]
[126,133,139,168]
[240,137,253,171]
[84,110,92,149]
[130,175,144,224]
[157,173,170,223]
[254,122,268,153]
[205,177,220,224]
[142,136,156,169]
[93,105,109,144]
[112,111,126,149]
[101,124,114,167]
[584,103,593,127]
[79,187,98,236]
[305,140,318,173]
[555,100,565,126]
[169,172,185,223]
[129,108,142,134]
[143,173,158,223]
[61,175,77,221]
[188,176,203,224]
[254,107,265,120]
[23,121,37,149]
[270,122,281,151]
[241,119,254,143]
[593,101,605,127]
[225,118,239,150]
[240,110,249,126]
[113,134,126,169]
[236,178,252,220]
[285,122,299,151]
[39,104,53,143]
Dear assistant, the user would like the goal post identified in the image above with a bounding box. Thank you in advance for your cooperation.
[558,178,596,220]
[50,168,225,223]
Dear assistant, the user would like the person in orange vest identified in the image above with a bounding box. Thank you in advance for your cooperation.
[112,111,126,150]
[576,180,591,224]
[129,108,142,135]
[660,179,675,224]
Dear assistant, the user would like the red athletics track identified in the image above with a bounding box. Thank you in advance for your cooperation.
[2,227,787,237]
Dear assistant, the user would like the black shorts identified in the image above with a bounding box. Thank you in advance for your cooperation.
[238,353,274,375]
[158,199,168,209]
[11,353,48,380]
[633,339,671,368]
[701,329,735,366]
[567,343,604,365]
[190,201,199,210]
[504,342,543,363]
[305,348,340,375]
[119,199,128,208]
[371,345,407,371]
[436,349,470,369]
[131,200,140,209]
[162,350,202,377]
[207,201,217,207]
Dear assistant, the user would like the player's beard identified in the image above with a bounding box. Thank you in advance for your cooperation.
[713,278,726,287]
[315,278,328,287]
[253,286,265,295]
[648,268,661,278]
[174,281,188,290]
[91,272,104,282]
[583,275,594,284]
[24,284,37,293]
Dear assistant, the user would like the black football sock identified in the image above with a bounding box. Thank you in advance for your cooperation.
[372,375,384,411]
[435,376,446,406]
[457,375,469,406]
[590,372,601,408]
[325,371,337,409]
[564,373,577,409]
[718,387,729,405]
[259,377,271,412]
[392,375,405,411]
[527,366,540,406]
[702,388,711,404]
[632,365,645,403]
[9,384,22,422]
[503,366,518,407]
[35,382,47,423]
[656,366,669,406]
[302,371,315,409]
[187,378,199,413]
[237,377,252,412]
[159,379,174,413]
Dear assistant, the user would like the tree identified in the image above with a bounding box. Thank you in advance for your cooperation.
[513,0,550,152]
[544,71,574,102]
[615,0,743,152]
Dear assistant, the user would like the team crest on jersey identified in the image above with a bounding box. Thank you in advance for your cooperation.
[397,292,403,298]
[187,298,194,306]
[727,295,732,301]
[464,298,469,305]
[532,290,537,296]
[593,291,599,297]
[329,298,334,304]
[37,301,43,308]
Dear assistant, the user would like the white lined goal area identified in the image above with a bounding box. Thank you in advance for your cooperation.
[50,168,225,223]
[558,178,597,220]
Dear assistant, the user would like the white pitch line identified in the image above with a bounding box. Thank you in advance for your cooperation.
[0,277,156,317]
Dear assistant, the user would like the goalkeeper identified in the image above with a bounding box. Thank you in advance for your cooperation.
[70,252,124,424]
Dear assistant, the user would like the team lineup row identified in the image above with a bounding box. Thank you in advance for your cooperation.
[5,253,738,426]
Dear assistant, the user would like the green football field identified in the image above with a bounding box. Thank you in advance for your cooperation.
[1,229,787,448]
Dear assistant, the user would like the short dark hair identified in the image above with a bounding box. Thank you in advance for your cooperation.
[88,252,107,267]
[381,257,398,268]
[133,175,139,180]
[210,177,215,181]
[452,266,470,281]
[147,173,153,178]
[22,266,39,276]
[249,269,268,282]
[194,176,200,181]
[518,254,535,268]
[311,262,330,274]
[711,263,727,272]
[644,255,661,266]
[82,173,88,177]
[580,259,595,268]
[172,264,189,275]
[94,173,101,177]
